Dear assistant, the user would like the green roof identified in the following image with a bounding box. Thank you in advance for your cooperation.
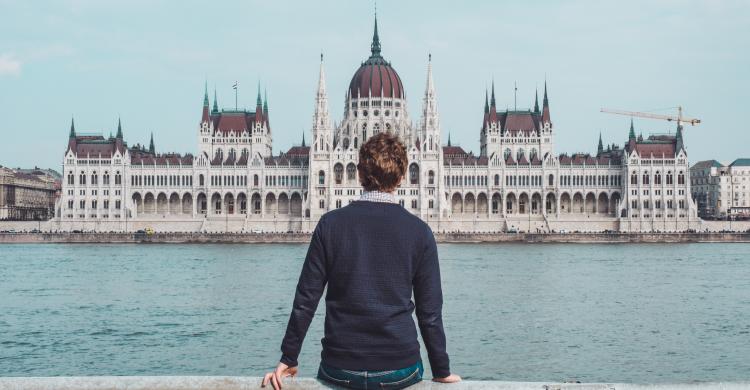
[730,158,750,167]
[691,160,724,169]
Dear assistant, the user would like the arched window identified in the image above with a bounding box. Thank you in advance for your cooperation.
[91,172,98,185]
[253,174,259,187]
[631,172,638,185]
[199,174,205,186]
[654,171,662,185]
[643,171,650,185]
[346,163,357,182]
[318,170,325,185]
[428,170,435,185]
[409,163,420,185]
[678,171,685,185]
[666,171,674,185]
[354,137,358,149]
[343,138,350,149]
[67,172,74,185]
[334,163,344,184]
[103,171,110,185]
[548,174,554,186]
[494,174,500,186]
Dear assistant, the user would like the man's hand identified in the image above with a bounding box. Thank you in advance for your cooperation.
[433,373,462,383]
[261,362,298,390]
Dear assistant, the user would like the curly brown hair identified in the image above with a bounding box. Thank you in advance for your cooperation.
[356,133,407,192]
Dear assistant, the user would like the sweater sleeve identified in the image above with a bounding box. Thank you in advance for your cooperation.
[413,229,451,378]
[279,220,328,367]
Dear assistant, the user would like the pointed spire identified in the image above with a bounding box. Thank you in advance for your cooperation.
[256,81,262,107]
[425,53,435,96]
[542,80,551,124]
[447,132,452,147]
[313,52,331,135]
[371,10,382,58]
[148,132,155,154]
[69,117,76,138]
[212,87,218,113]
[263,88,268,112]
[301,131,306,147]
[534,88,540,113]
[203,80,209,107]
[628,118,636,140]
[597,132,604,154]
[484,87,490,114]
[116,117,123,139]
[490,80,496,107]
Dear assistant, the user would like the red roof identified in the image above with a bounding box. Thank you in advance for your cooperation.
[349,62,404,99]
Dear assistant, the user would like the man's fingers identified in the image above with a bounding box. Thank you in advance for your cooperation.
[274,371,284,390]
[270,373,280,390]
[261,372,272,387]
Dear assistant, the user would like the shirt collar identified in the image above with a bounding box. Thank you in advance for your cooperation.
[359,190,397,204]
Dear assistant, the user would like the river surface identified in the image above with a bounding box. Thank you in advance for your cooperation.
[1,243,749,383]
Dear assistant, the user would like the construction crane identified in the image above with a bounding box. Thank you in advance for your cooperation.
[600,106,701,127]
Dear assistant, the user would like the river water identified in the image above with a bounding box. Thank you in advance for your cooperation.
[1,243,749,383]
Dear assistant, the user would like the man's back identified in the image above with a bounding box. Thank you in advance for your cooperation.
[320,201,430,366]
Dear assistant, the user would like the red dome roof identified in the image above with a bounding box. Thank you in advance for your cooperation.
[348,16,404,100]
[349,61,404,99]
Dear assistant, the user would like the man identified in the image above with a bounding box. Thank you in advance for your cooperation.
[262,133,460,389]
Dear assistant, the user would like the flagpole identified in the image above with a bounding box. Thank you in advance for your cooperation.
[233,81,238,110]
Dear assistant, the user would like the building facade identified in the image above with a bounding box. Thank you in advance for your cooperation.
[55,17,700,233]
[691,159,750,219]
[0,166,59,221]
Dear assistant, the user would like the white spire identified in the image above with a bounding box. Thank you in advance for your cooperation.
[312,53,332,151]
[420,54,440,151]
[425,53,435,97]
[317,53,327,99]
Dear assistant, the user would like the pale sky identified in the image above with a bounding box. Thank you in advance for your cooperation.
[1,0,748,170]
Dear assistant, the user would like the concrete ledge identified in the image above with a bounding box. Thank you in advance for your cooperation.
[0,377,748,390]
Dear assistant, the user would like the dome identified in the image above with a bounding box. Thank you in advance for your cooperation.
[348,16,404,100]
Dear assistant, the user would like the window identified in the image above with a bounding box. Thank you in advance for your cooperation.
[253,174,259,187]
[411,199,418,209]
[494,174,500,186]
[319,199,325,209]
[643,172,650,185]
[654,171,661,185]
[428,170,435,185]
[667,171,674,185]
[334,164,344,184]
[678,171,685,185]
[318,170,325,185]
[548,174,554,186]
[631,172,638,185]
[103,172,110,185]
[409,163,420,185]
[347,163,357,182]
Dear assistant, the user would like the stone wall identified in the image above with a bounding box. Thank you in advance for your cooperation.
[0,376,747,390]
[1,231,749,244]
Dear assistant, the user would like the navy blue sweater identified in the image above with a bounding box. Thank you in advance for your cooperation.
[279,200,450,378]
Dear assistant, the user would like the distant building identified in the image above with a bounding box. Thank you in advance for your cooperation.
[55,16,699,233]
[0,166,59,220]
[691,159,750,219]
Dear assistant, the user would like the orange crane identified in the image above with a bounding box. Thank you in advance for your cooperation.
[600,106,701,127]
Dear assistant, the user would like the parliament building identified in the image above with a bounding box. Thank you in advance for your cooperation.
[56,17,699,233]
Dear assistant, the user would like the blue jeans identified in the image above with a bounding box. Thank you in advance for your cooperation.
[317,360,423,389]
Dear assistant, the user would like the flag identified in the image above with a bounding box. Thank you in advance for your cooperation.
[233,81,238,90]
